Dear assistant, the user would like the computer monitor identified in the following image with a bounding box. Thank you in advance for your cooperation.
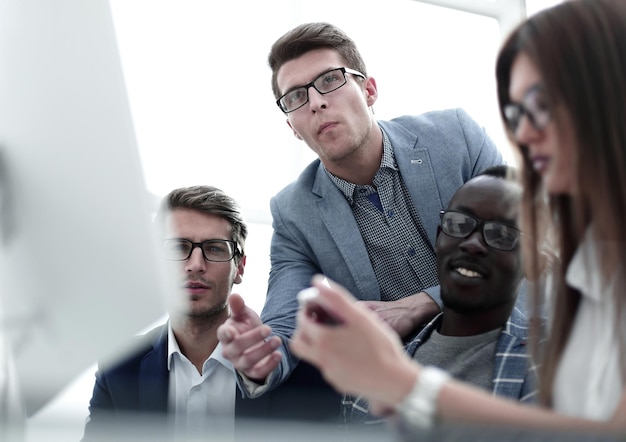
[0,0,174,418]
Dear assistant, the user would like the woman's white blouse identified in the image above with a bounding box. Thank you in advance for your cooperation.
[553,229,624,419]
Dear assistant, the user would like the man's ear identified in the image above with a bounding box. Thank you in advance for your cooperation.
[287,119,303,140]
[364,76,378,107]
[234,255,246,284]
[433,225,442,254]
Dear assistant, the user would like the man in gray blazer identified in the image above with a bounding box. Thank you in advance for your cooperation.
[218,22,504,421]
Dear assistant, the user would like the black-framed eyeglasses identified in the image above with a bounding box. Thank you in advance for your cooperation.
[162,239,241,262]
[276,67,366,113]
[502,84,551,134]
[439,210,521,251]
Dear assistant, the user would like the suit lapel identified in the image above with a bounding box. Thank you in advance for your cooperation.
[312,165,381,299]
[493,312,530,399]
[382,121,442,247]
[138,325,169,413]
[395,147,441,247]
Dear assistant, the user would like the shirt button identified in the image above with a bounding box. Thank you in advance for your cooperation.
[408,247,416,256]
[387,210,394,217]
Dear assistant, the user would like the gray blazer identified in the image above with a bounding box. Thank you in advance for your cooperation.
[245,108,503,398]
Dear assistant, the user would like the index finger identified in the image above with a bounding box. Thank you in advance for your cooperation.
[228,293,247,319]
[310,275,362,323]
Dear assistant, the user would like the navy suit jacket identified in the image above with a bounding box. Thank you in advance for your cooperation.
[82,324,269,440]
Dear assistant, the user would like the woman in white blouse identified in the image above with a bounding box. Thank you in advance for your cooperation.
[290,0,626,437]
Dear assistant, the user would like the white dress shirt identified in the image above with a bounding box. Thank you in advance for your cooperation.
[167,325,236,440]
[553,227,625,419]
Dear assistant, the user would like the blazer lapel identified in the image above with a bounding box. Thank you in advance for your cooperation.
[492,311,530,400]
[138,326,169,413]
[312,165,381,300]
[395,147,441,247]
[383,121,442,247]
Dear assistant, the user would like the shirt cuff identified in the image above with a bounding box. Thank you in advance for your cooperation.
[239,370,276,398]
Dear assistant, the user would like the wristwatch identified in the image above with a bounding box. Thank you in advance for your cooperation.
[395,365,450,429]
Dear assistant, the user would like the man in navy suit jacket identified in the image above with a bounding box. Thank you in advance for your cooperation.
[217,22,507,422]
[82,186,266,441]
